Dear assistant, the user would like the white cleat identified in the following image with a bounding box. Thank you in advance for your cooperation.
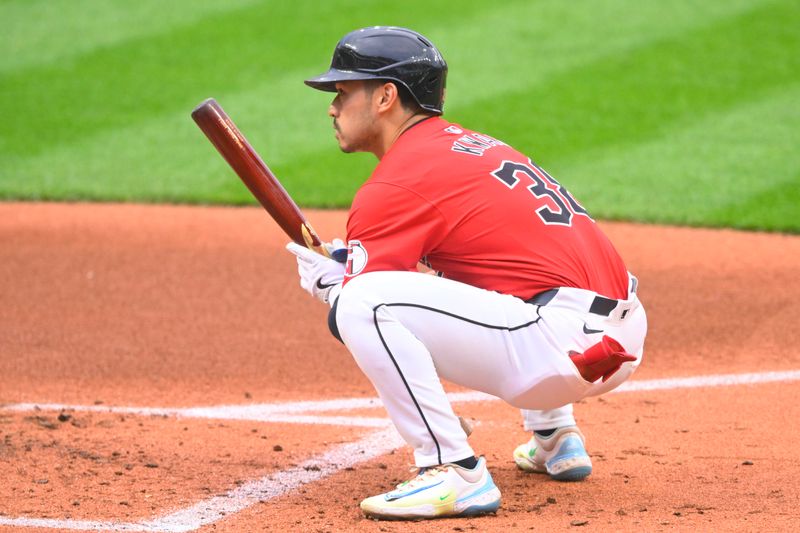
[513,426,592,481]
[360,457,501,520]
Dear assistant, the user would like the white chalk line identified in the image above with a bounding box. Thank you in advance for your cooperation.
[0,427,405,533]
[1,404,393,428]
[5,369,800,423]
[0,369,798,532]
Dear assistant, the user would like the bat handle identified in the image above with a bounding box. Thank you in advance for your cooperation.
[301,223,348,263]
[301,223,330,258]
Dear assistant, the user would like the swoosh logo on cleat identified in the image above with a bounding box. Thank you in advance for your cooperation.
[439,492,452,501]
[582,324,603,334]
[385,480,444,501]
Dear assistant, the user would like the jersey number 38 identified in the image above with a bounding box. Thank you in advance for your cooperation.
[491,159,591,226]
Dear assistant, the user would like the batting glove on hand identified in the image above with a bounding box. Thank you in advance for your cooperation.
[286,239,346,305]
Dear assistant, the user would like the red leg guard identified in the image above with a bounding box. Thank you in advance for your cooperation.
[569,336,637,383]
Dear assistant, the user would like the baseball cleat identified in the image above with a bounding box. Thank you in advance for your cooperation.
[513,426,592,481]
[360,457,501,520]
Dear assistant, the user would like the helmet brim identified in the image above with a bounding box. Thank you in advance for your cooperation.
[304,68,377,92]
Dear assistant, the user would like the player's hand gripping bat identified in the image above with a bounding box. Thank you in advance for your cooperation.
[191,98,329,257]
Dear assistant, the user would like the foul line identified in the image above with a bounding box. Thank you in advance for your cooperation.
[0,369,798,531]
[5,369,800,422]
[0,428,405,533]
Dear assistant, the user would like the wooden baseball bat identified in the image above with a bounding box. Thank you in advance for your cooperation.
[191,98,326,254]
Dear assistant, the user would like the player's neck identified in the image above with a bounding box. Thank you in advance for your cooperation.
[373,111,432,160]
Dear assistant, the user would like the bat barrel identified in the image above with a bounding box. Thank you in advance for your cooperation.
[191,98,318,247]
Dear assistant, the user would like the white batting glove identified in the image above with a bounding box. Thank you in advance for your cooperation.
[285,239,346,305]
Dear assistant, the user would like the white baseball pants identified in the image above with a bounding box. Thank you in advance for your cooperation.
[334,271,647,467]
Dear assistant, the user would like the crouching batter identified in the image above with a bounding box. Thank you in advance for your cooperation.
[286,26,647,520]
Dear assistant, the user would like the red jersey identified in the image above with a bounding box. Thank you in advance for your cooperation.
[344,117,629,300]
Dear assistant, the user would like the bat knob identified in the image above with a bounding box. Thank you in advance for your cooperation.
[331,248,348,263]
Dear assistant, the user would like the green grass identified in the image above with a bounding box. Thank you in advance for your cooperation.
[1,0,798,233]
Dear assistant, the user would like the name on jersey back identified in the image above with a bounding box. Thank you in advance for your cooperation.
[445,125,506,157]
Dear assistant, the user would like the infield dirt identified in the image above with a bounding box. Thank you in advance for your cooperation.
[1,203,798,531]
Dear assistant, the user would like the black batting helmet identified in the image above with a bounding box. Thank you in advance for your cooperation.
[305,26,447,114]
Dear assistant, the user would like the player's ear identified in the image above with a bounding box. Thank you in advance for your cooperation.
[375,82,398,112]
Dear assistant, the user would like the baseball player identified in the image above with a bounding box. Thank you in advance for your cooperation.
[286,26,647,520]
